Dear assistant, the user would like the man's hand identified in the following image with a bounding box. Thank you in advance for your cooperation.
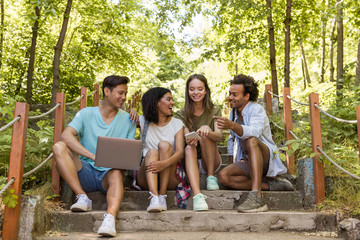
[128,109,139,122]
[213,116,234,130]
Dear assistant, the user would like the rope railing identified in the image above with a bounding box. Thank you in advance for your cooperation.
[314,103,357,124]
[23,153,53,178]
[87,89,97,97]
[66,94,85,106]
[0,116,21,133]
[270,119,285,131]
[288,129,312,147]
[0,177,15,196]
[28,103,61,120]
[267,90,283,98]
[286,95,309,106]
[317,146,360,180]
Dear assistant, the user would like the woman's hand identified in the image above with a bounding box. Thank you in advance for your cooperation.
[128,109,139,122]
[186,137,198,147]
[146,160,167,173]
[197,125,212,137]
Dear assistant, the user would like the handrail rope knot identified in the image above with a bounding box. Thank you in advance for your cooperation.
[28,102,61,120]
[316,146,360,180]
[0,177,15,196]
[66,94,85,106]
[314,103,357,124]
[0,116,21,133]
[286,95,309,106]
[267,90,283,98]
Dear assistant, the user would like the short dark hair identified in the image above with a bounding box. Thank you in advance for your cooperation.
[142,87,171,124]
[102,75,130,97]
[230,74,259,101]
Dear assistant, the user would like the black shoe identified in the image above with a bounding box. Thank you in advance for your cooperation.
[267,177,295,191]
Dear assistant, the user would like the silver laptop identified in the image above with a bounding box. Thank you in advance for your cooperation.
[94,136,142,170]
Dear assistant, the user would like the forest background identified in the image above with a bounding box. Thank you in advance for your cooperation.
[0,0,360,215]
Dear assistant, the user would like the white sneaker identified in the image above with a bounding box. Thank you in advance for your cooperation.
[70,194,92,212]
[147,192,162,212]
[159,194,167,211]
[97,213,116,237]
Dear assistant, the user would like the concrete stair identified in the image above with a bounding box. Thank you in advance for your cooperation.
[35,144,338,239]
[42,210,336,235]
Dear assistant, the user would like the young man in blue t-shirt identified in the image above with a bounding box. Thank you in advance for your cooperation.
[53,75,137,237]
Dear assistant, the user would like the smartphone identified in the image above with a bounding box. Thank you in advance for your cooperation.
[185,131,201,140]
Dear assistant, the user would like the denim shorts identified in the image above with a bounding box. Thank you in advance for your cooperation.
[77,160,109,193]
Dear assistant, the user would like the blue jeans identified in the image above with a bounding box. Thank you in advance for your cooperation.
[77,160,109,193]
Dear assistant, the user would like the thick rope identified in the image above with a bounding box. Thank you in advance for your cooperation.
[87,89,97,97]
[267,90,283,98]
[288,129,312,147]
[23,153,53,178]
[314,104,357,124]
[270,119,285,131]
[0,178,15,196]
[0,116,21,133]
[28,103,61,120]
[286,95,309,106]
[66,94,85,106]
[317,146,360,180]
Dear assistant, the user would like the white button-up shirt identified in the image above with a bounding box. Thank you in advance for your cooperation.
[227,101,287,177]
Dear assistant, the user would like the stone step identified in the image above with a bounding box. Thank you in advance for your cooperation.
[81,190,303,211]
[35,231,338,240]
[45,210,337,234]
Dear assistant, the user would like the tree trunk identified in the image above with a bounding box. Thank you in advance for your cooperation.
[336,0,343,99]
[329,18,336,82]
[0,0,4,69]
[299,38,311,85]
[356,39,360,87]
[319,0,326,83]
[301,57,306,89]
[26,6,41,104]
[284,0,291,88]
[51,0,73,106]
[267,0,279,96]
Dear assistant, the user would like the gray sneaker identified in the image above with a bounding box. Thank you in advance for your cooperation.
[267,177,295,191]
[237,191,268,213]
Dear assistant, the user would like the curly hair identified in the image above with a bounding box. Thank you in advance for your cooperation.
[142,87,171,123]
[230,74,259,101]
[184,74,214,131]
[102,75,129,97]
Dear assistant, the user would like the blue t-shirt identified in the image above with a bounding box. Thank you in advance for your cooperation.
[68,107,136,171]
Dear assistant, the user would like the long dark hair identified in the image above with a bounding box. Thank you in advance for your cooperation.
[142,87,171,124]
[185,74,214,131]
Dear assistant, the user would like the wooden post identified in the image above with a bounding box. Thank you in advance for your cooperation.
[357,106,360,162]
[52,93,66,195]
[2,102,29,240]
[265,84,272,116]
[283,87,295,174]
[80,87,87,110]
[309,93,325,203]
[94,84,100,106]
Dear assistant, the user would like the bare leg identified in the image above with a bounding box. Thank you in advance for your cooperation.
[102,169,124,217]
[199,136,221,176]
[184,145,201,196]
[158,141,179,195]
[244,137,270,197]
[136,149,159,195]
[53,141,85,195]
[218,164,269,190]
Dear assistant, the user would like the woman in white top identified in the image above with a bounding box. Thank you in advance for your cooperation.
[136,87,185,212]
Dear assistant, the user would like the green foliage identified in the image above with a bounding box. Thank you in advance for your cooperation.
[2,189,19,208]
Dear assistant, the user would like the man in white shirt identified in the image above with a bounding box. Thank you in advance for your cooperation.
[215,74,293,213]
